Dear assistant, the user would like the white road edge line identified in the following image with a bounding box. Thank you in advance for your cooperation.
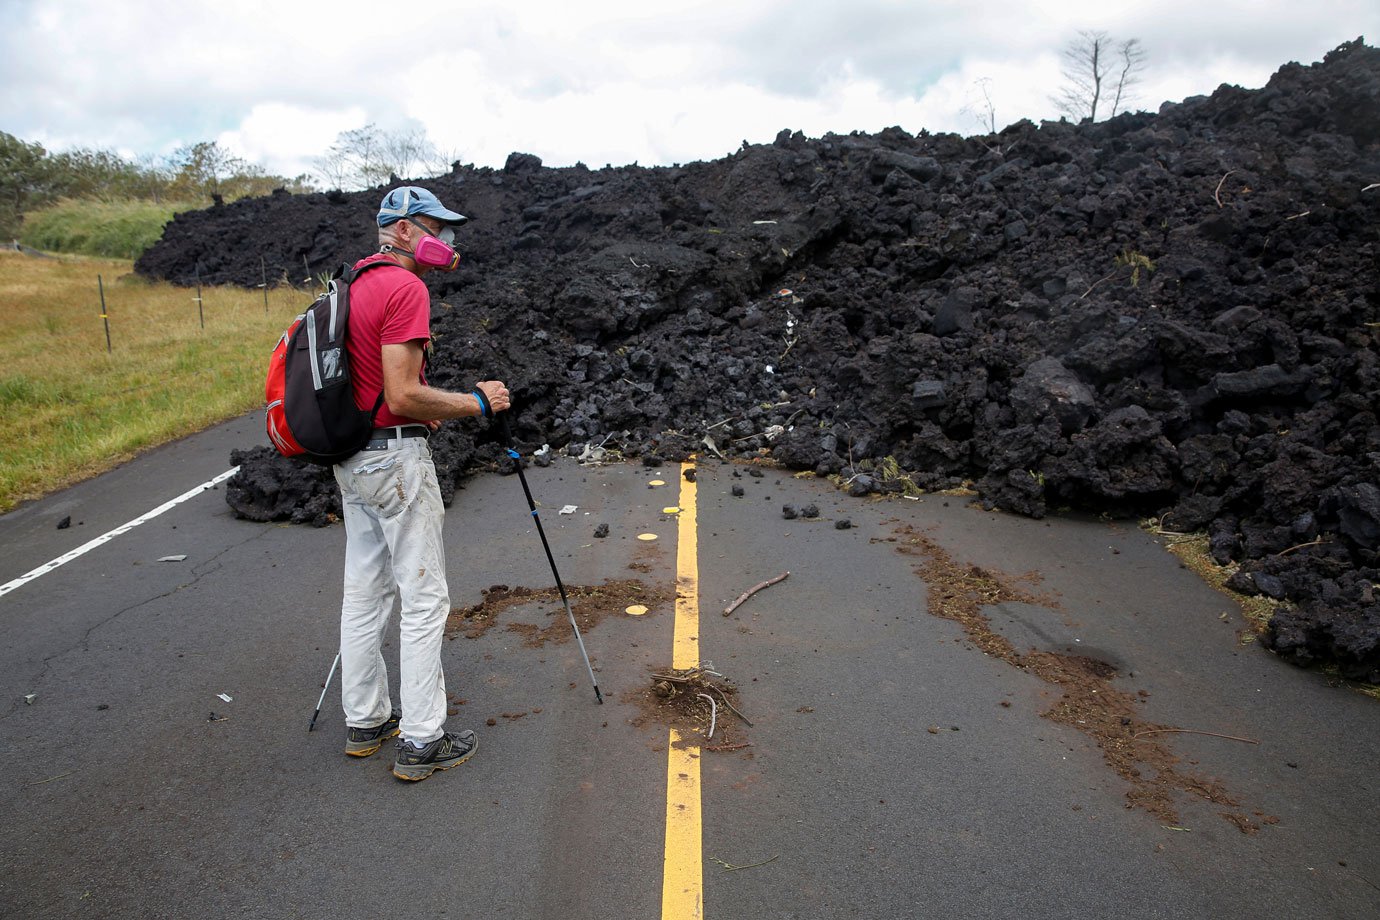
[0,466,241,599]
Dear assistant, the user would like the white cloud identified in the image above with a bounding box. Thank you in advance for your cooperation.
[215,104,371,179]
[1,0,1376,177]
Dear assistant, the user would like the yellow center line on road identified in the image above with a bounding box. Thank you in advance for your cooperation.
[662,461,703,919]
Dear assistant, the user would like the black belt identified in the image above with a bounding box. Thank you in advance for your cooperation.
[360,425,431,450]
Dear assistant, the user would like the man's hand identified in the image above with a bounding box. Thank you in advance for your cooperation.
[476,380,511,414]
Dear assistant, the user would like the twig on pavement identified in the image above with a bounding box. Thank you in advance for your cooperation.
[1133,728,1259,744]
[724,572,790,616]
[711,854,780,872]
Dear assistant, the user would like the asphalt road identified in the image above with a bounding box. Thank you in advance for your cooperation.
[0,413,1376,920]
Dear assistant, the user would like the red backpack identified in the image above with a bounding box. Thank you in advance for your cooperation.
[265,260,400,465]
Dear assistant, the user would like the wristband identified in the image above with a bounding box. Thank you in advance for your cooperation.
[472,389,491,417]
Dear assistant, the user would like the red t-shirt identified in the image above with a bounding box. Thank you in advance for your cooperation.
[345,254,433,428]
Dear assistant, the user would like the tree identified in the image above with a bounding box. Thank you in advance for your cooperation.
[0,130,311,243]
[378,126,440,181]
[1054,30,1146,123]
[961,77,1000,135]
[1107,38,1147,118]
[0,132,52,237]
[312,123,456,190]
[168,141,247,199]
[130,153,176,203]
[49,147,146,200]
[314,124,388,190]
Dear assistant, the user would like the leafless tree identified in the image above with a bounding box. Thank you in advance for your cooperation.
[313,124,389,190]
[311,145,353,191]
[1107,38,1147,117]
[961,77,1000,135]
[381,127,453,180]
[1054,30,1147,123]
[313,124,457,190]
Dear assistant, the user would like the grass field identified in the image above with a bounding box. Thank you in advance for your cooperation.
[0,249,306,512]
[18,198,202,260]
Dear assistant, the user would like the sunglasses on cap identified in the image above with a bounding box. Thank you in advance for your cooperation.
[407,217,455,246]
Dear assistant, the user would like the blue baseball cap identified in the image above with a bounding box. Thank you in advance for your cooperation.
[377,186,468,227]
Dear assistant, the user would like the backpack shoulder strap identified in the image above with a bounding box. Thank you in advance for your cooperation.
[338,258,415,426]
[339,258,410,285]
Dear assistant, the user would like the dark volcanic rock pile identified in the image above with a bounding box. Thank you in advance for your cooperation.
[138,40,1380,681]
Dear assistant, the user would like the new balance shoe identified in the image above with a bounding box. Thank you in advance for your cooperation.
[392,730,478,781]
[345,708,401,757]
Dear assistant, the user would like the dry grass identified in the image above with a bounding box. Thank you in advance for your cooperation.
[0,250,304,511]
[1157,530,1279,634]
[1148,522,1380,702]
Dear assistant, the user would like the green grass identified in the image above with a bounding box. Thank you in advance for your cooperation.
[18,197,201,259]
[0,249,306,511]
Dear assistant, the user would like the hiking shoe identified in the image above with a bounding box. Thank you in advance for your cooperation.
[345,708,401,757]
[392,730,478,781]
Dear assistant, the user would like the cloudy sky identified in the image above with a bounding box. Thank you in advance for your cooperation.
[2,0,1374,182]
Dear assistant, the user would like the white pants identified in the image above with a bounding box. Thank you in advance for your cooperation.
[333,437,449,745]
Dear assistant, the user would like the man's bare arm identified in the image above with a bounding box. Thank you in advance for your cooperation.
[381,341,510,420]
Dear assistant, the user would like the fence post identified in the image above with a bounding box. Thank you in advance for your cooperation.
[194,263,205,329]
[98,275,111,354]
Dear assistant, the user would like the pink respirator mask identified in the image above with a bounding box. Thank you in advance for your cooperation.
[411,232,460,270]
[387,219,460,270]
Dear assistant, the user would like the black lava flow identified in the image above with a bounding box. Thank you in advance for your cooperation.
[137,40,1380,682]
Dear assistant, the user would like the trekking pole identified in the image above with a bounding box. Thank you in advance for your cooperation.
[497,413,603,704]
[307,652,340,731]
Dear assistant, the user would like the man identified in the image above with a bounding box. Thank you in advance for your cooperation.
[334,185,510,782]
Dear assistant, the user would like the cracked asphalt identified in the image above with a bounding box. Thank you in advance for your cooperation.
[1,412,1377,920]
